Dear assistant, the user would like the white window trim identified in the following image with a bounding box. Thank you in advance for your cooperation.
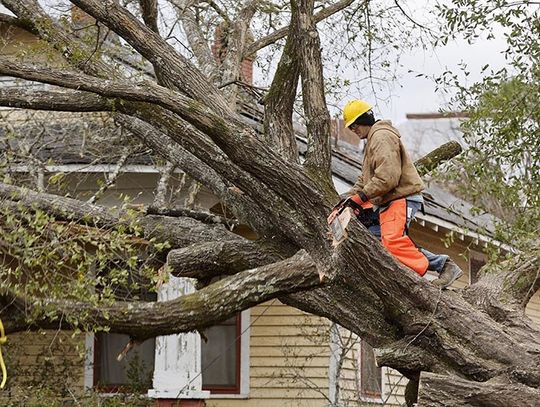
[84,333,94,390]
[328,323,340,405]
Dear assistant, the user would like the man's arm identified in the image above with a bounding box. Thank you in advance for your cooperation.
[349,178,364,197]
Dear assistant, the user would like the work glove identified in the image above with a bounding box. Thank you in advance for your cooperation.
[348,192,369,207]
[328,191,372,223]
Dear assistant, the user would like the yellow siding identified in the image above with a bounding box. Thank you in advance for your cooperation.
[334,328,407,406]
[2,331,86,404]
[208,300,331,407]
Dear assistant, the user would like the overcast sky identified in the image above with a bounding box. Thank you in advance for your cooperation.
[364,36,507,124]
[317,0,509,125]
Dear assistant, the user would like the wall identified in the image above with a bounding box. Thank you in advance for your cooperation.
[1,331,85,404]
[208,301,331,407]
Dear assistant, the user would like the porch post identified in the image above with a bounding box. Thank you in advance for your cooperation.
[148,275,210,400]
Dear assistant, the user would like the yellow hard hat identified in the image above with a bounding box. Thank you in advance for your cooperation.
[343,99,372,128]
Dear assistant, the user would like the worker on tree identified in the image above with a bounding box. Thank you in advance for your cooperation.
[332,99,463,288]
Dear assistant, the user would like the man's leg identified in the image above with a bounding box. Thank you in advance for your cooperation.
[420,248,448,273]
[379,199,428,275]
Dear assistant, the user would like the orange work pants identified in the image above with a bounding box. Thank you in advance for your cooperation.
[379,198,428,276]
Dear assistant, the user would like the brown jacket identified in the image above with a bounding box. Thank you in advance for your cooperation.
[350,120,424,205]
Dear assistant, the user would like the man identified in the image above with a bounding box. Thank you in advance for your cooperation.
[334,99,463,288]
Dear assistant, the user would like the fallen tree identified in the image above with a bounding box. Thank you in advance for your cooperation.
[0,1,539,405]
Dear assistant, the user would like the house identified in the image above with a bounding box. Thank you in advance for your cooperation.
[1,12,539,407]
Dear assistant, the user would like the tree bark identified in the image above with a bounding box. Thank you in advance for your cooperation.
[263,30,301,162]
[2,251,320,340]
[167,240,288,279]
[417,372,540,407]
[291,0,333,189]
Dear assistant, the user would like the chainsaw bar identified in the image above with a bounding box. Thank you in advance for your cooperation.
[329,207,352,246]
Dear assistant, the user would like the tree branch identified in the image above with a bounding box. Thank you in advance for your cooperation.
[151,161,175,209]
[167,239,290,280]
[86,146,132,204]
[463,247,540,313]
[70,0,231,115]
[139,0,159,33]
[263,22,301,162]
[0,87,115,112]
[146,206,236,226]
[374,339,444,378]
[244,0,354,57]
[415,140,463,175]
[204,0,231,23]
[291,0,333,188]
[0,181,119,228]
[3,250,320,340]
[138,0,181,90]
[2,0,113,77]
[113,114,244,211]
[0,182,243,250]
[417,372,540,406]
[169,0,217,78]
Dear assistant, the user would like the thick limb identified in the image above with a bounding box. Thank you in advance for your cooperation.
[2,250,320,340]
[167,240,290,279]
[417,372,540,406]
[291,0,333,188]
[263,20,301,162]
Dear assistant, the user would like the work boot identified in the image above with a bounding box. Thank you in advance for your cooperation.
[433,259,463,289]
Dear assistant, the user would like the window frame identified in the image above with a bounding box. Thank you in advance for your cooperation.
[201,313,242,394]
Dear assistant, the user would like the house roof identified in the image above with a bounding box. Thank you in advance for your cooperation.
[2,99,499,243]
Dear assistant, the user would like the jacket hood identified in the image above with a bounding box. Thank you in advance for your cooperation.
[368,120,401,139]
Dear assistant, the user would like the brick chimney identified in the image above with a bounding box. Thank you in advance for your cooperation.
[211,23,255,85]
[240,55,254,85]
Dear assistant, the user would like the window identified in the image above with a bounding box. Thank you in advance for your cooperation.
[470,257,486,284]
[358,340,382,400]
[93,314,243,395]
[93,290,157,393]
[94,333,155,393]
[201,314,242,394]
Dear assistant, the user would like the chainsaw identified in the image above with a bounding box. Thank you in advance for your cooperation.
[327,198,358,246]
